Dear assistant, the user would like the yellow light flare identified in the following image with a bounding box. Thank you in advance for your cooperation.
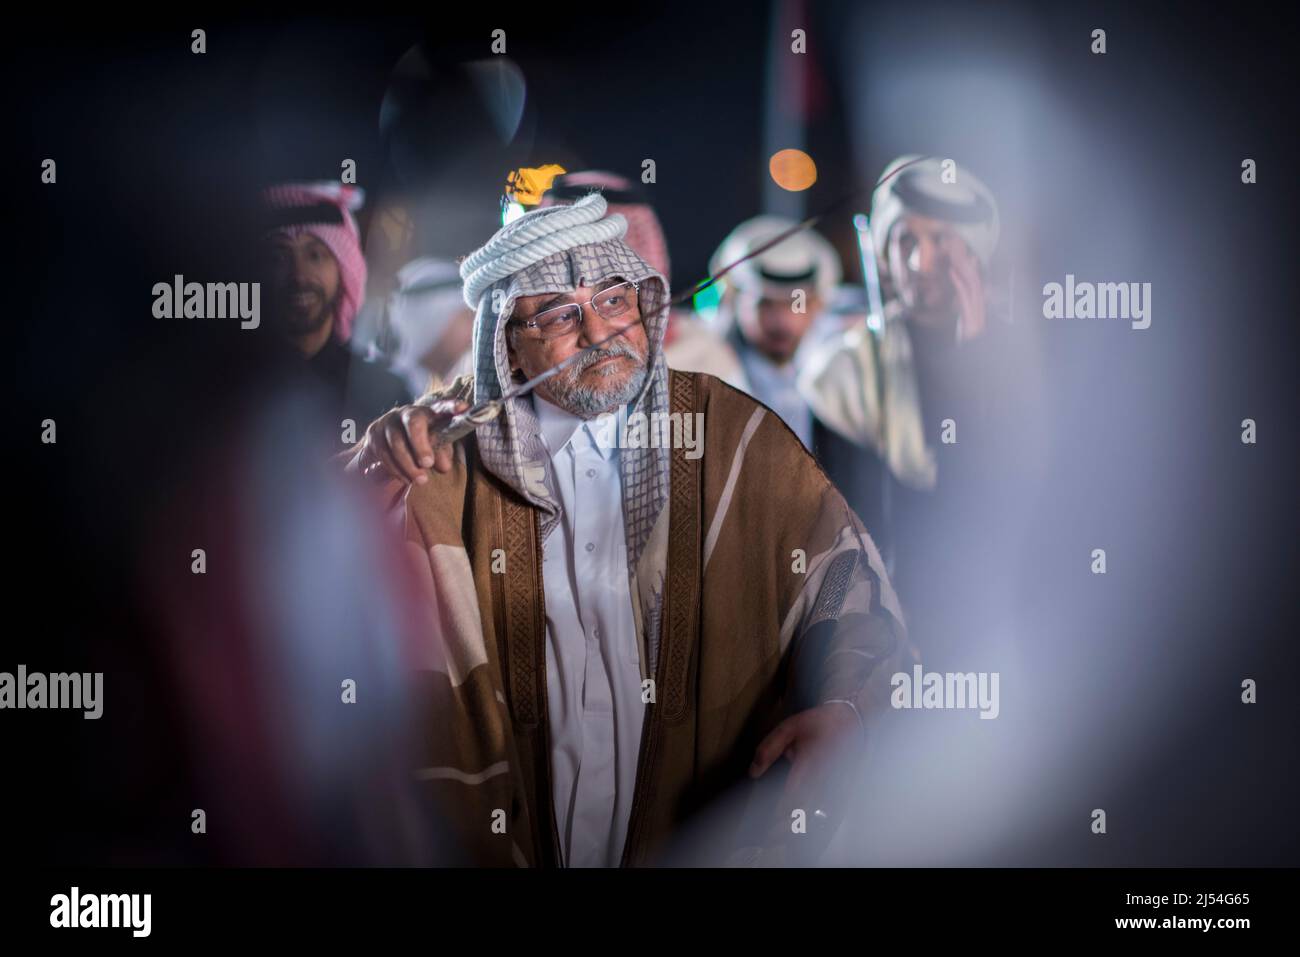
[769,149,817,191]
[505,164,567,206]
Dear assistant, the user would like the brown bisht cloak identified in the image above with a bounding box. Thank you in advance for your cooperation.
[386,369,908,866]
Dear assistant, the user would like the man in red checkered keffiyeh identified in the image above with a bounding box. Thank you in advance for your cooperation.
[261,182,368,349]
[260,182,411,430]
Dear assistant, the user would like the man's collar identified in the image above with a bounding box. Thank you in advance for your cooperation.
[533,393,616,460]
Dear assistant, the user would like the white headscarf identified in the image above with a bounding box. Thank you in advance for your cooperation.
[709,215,841,303]
[869,155,1000,281]
[388,257,465,391]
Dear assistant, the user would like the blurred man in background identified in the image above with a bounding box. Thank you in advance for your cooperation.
[382,257,477,397]
[800,156,1048,667]
[666,215,843,449]
[260,183,411,432]
[800,156,1003,569]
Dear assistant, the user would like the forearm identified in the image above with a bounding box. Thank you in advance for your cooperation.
[816,611,907,724]
[790,608,908,733]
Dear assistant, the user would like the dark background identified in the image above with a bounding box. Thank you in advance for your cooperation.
[6,0,1297,866]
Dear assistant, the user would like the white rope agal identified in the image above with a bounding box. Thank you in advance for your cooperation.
[460,192,628,310]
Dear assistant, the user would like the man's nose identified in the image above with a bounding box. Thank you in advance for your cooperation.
[577,302,623,346]
[290,248,321,284]
[915,237,949,276]
[916,237,939,273]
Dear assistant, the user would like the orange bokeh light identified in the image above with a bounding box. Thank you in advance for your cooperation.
[769,149,817,191]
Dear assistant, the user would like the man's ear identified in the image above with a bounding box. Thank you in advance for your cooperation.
[505,328,521,375]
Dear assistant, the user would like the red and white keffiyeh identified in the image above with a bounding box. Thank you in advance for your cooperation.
[261,182,368,342]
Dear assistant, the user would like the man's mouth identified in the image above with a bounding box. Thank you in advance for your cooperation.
[290,291,321,309]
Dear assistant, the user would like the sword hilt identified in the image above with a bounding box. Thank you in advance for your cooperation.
[431,402,503,443]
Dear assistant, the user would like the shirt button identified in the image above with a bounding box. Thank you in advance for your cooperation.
[585,542,595,553]
[586,468,596,478]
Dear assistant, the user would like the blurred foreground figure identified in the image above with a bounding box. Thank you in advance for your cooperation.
[141,375,454,865]
[344,193,909,867]
[666,216,842,449]
[260,183,411,430]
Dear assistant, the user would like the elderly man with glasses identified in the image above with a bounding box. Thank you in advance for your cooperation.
[343,193,909,868]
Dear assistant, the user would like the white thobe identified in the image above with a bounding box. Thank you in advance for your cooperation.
[534,395,646,868]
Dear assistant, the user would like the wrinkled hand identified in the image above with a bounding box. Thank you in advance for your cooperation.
[346,399,469,485]
[749,701,865,829]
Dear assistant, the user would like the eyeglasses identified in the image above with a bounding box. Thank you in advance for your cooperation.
[509,281,641,341]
